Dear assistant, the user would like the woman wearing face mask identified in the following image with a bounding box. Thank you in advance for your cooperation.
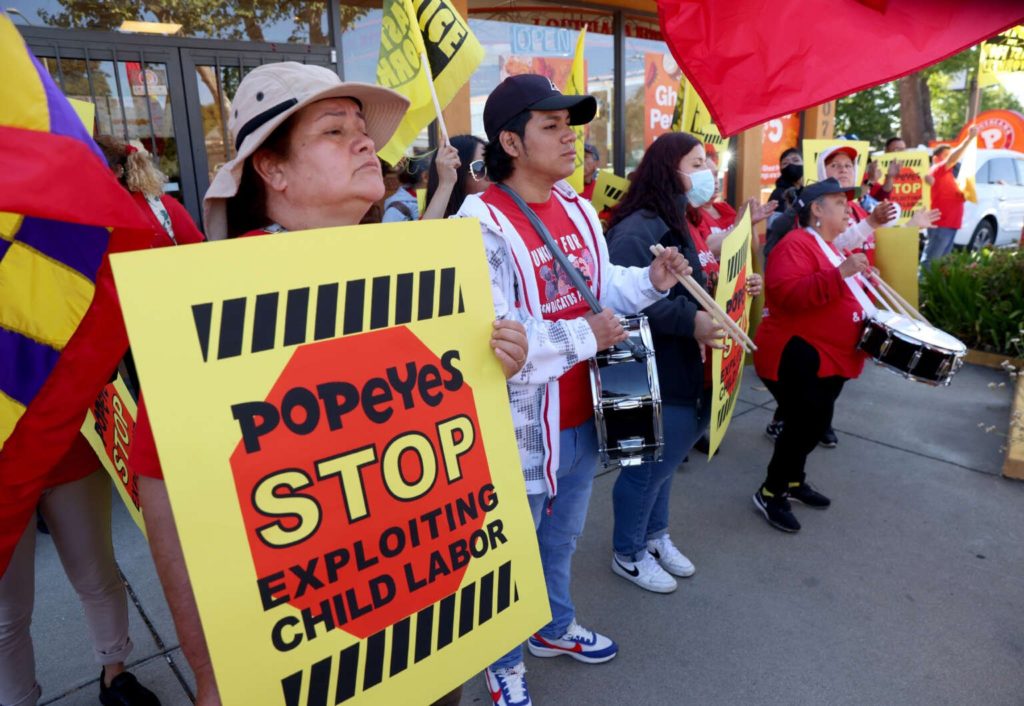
[602,132,759,593]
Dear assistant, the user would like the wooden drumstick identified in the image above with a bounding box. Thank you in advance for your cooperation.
[864,275,912,318]
[650,244,758,352]
[875,275,930,324]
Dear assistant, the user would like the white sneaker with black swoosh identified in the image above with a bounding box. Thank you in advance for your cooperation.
[611,551,677,593]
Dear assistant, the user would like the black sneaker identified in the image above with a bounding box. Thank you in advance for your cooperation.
[765,419,783,442]
[788,482,831,508]
[752,489,800,533]
[819,427,838,448]
[99,669,160,706]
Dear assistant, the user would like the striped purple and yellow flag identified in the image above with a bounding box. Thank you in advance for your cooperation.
[0,13,156,572]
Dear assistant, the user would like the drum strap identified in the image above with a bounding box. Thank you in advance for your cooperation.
[496,183,648,360]
[808,228,877,316]
[496,183,604,314]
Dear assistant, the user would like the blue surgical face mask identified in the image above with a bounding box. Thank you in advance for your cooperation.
[683,167,716,207]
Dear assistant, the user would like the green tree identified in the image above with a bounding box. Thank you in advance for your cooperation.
[835,81,900,146]
[837,43,1024,148]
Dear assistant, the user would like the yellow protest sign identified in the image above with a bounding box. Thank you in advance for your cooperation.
[110,219,549,705]
[803,139,870,187]
[591,170,630,214]
[870,150,931,226]
[68,97,95,132]
[709,211,752,459]
[416,187,426,215]
[81,367,145,535]
[674,80,728,151]
[980,26,1024,89]
[565,28,587,194]
[874,227,919,311]
[377,0,484,164]
[708,209,757,457]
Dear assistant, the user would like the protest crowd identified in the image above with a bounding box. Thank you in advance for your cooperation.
[1,4,1022,706]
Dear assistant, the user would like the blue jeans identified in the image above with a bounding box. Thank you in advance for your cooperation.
[492,422,599,670]
[921,227,958,269]
[611,400,709,561]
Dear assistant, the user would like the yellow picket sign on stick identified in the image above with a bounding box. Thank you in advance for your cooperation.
[565,28,587,193]
[803,139,871,187]
[376,0,484,163]
[709,210,752,459]
[979,26,1024,89]
[110,219,549,706]
[870,150,931,226]
[674,81,727,150]
[81,367,146,536]
[591,170,630,214]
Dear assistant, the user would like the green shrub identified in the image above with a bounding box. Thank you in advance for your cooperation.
[920,248,1024,356]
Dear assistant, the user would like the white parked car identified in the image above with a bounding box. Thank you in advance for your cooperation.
[954,148,1024,250]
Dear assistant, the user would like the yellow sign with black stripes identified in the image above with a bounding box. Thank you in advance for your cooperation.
[110,219,549,705]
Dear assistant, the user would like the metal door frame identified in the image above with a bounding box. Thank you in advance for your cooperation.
[18,26,331,227]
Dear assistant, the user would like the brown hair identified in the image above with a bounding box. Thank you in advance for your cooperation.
[94,135,166,197]
[225,114,297,238]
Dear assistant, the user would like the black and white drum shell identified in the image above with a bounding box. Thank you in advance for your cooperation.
[589,315,663,467]
[857,310,967,386]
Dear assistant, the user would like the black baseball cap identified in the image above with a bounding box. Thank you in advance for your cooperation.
[796,178,860,207]
[483,74,597,142]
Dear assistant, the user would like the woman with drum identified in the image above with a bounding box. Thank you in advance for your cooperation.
[603,132,756,593]
[752,178,874,533]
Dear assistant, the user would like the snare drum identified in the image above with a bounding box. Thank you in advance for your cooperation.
[857,310,966,386]
[589,315,663,467]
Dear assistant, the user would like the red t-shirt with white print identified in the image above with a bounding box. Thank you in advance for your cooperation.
[481,185,595,429]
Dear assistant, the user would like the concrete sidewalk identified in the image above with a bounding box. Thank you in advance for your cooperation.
[28,362,1023,705]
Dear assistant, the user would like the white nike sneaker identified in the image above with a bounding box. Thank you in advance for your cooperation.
[647,534,696,577]
[611,551,678,593]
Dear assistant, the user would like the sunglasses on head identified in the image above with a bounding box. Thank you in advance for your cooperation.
[469,159,486,181]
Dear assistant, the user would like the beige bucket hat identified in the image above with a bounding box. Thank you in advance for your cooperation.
[203,62,409,239]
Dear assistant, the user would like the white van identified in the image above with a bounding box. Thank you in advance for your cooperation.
[954,149,1024,249]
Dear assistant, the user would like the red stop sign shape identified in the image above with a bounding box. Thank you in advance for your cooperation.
[889,167,924,214]
[230,326,495,639]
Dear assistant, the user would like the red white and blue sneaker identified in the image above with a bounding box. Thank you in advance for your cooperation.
[526,620,618,664]
[484,663,531,706]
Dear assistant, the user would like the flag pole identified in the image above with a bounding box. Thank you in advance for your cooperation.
[419,50,450,146]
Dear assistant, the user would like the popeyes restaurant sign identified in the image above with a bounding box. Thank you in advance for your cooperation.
[471,6,662,40]
[954,109,1024,152]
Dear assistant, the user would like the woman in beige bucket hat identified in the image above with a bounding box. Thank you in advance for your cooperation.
[135,62,527,706]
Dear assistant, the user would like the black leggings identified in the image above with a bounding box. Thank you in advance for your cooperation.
[762,337,846,495]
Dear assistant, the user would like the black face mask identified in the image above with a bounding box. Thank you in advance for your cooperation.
[781,163,803,182]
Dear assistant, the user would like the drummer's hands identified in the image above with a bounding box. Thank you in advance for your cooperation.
[867,201,898,228]
[648,246,691,292]
[586,309,628,350]
[745,272,763,297]
[907,208,941,229]
[694,311,726,363]
[838,253,871,279]
[491,319,528,379]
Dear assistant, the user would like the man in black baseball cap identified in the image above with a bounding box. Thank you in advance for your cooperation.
[457,74,690,706]
[483,74,596,143]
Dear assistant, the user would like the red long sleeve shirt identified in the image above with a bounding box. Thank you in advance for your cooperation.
[754,228,869,381]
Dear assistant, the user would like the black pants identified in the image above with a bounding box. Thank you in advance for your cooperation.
[762,337,846,495]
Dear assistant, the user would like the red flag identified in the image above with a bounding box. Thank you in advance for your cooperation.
[657,0,1024,136]
[0,17,157,573]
